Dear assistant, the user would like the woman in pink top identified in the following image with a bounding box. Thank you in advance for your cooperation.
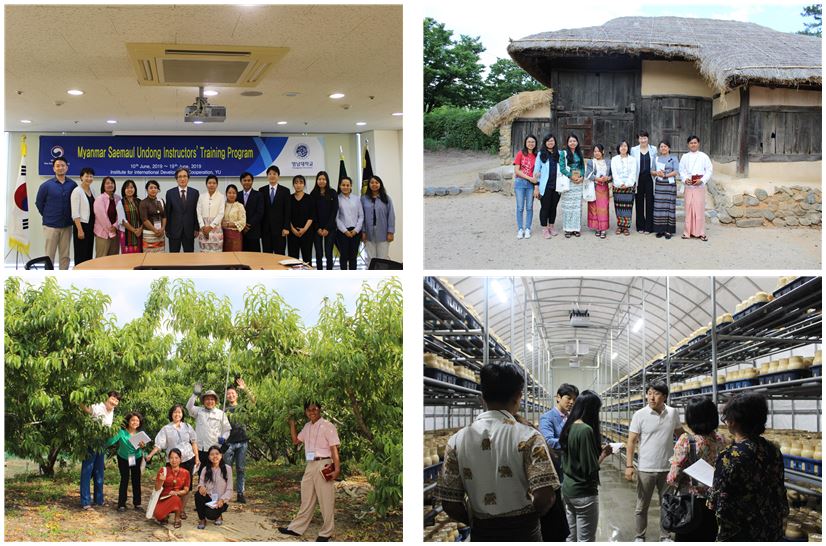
[92,176,121,258]
[513,135,538,240]
[279,402,341,542]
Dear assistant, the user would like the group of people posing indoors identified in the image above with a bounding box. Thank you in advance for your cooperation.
[35,158,396,269]
[513,131,712,241]
[78,384,341,541]
[436,364,788,542]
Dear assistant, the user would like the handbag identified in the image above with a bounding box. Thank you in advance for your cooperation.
[145,467,166,519]
[660,437,704,534]
[582,178,596,202]
[556,153,571,193]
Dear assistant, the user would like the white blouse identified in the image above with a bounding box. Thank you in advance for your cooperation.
[611,155,639,189]
[197,191,226,228]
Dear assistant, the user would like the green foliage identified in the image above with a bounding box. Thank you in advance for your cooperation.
[5,276,403,515]
[483,58,545,106]
[424,17,486,112]
[799,4,822,36]
[424,105,499,153]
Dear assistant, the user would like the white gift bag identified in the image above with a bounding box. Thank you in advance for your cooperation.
[556,164,570,193]
[582,180,596,202]
[145,467,166,519]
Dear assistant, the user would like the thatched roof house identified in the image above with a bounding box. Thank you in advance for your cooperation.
[506,16,821,181]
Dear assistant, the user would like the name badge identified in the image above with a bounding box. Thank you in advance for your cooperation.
[128,455,136,467]
[154,220,162,230]
[305,450,315,461]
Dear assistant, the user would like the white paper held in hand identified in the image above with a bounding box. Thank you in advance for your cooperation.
[609,442,624,454]
[129,431,152,449]
[683,458,715,487]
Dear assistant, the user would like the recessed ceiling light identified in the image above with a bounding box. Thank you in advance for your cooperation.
[392,112,403,116]
[193,120,204,125]
[355,122,367,126]
[277,121,288,125]
[67,89,84,96]
[20,119,31,124]
[106,120,117,124]
[329,93,345,99]
[284,91,300,97]
[241,91,263,97]
[203,90,218,97]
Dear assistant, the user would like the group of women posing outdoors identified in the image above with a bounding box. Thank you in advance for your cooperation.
[513,131,713,242]
[70,169,396,269]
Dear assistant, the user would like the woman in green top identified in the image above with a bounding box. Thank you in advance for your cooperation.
[558,133,586,238]
[559,390,613,541]
[108,411,148,512]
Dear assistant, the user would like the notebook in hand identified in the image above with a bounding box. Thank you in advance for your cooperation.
[321,463,335,481]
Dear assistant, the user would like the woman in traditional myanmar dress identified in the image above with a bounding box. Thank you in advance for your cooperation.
[221,184,246,252]
[585,144,612,239]
[651,141,679,239]
[610,140,638,236]
[196,174,226,252]
[558,134,585,238]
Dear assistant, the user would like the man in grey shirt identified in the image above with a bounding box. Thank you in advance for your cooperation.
[186,385,231,464]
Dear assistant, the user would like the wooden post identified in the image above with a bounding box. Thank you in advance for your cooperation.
[737,85,750,176]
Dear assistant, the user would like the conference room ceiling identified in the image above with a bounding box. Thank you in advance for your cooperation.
[5,4,403,133]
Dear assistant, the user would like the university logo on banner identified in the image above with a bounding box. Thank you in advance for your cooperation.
[8,136,30,256]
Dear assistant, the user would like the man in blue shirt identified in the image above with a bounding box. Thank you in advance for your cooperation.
[35,157,77,269]
[539,383,579,477]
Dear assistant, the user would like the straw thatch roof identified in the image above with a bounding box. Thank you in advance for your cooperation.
[508,17,822,92]
[477,89,553,136]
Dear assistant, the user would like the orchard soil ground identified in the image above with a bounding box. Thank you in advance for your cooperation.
[424,150,822,270]
[4,457,401,542]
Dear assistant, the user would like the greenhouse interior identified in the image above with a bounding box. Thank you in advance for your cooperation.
[423,276,822,542]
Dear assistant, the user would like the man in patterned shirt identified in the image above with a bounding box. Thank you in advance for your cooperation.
[436,363,560,541]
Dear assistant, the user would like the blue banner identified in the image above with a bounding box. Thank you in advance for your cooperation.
[38,135,326,178]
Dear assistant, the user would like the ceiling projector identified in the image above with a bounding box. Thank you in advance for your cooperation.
[184,87,226,123]
[569,309,590,328]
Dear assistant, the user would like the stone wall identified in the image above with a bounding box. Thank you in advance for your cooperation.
[710,182,822,228]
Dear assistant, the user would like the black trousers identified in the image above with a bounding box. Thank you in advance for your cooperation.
[262,231,287,254]
[472,513,542,541]
[635,175,655,232]
[181,457,196,492]
[336,231,359,270]
[314,234,335,270]
[288,232,314,263]
[168,237,194,252]
[117,455,142,508]
[539,189,561,227]
[242,232,261,252]
[73,222,95,265]
[195,491,229,521]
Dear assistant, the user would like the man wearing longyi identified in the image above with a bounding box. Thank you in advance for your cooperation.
[165,167,200,252]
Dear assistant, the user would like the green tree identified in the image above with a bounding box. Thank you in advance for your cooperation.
[4,277,172,475]
[483,57,545,106]
[424,17,486,112]
[799,4,822,36]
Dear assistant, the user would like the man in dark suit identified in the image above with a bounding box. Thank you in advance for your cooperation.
[260,165,290,254]
[238,171,264,252]
[165,167,200,252]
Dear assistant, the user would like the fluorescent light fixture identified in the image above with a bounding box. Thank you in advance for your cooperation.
[192,120,204,125]
[355,122,367,126]
[611,352,618,360]
[392,112,403,116]
[329,93,345,99]
[67,89,84,96]
[106,120,117,124]
[526,343,533,352]
[20,119,31,124]
[203,90,218,97]
[490,280,508,304]
[276,121,288,125]
[632,318,644,333]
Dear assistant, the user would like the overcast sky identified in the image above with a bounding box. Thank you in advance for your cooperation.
[16,274,391,327]
[423,0,815,69]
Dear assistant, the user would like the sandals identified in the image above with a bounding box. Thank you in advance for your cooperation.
[180,512,187,520]
[565,232,571,238]
[174,520,182,529]
[574,231,581,237]
[594,231,601,237]
[665,233,672,240]
[215,517,223,526]
[600,232,607,239]
[615,228,623,235]
[699,235,708,241]
[681,234,690,239]
[198,520,206,530]
[624,229,630,236]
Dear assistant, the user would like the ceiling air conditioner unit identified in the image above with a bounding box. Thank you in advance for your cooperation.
[565,340,590,356]
[569,309,590,328]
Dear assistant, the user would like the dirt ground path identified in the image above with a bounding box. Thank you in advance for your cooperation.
[423,151,822,270]
[424,192,821,269]
[5,459,397,542]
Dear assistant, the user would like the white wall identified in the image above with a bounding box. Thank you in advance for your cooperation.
[5,130,403,264]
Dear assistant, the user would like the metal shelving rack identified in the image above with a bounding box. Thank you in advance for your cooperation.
[423,277,553,538]
[599,276,822,498]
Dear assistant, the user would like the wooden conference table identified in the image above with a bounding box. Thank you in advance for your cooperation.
[74,252,299,270]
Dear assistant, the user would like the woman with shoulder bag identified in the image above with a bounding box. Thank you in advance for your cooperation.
[558,134,585,238]
[585,144,612,239]
[666,397,728,541]
[610,140,638,236]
